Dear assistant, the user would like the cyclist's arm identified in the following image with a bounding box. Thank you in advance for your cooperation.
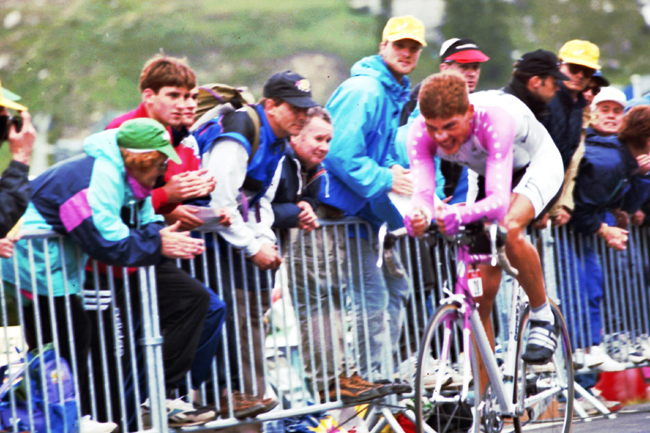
[406,116,438,223]
[456,107,515,224]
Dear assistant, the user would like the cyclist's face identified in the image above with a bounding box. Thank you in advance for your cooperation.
[440,62,482,92]
[592,101,624,136]
[423,106,474,155]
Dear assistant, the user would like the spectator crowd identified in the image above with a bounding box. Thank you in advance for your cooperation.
[1,14,650,433]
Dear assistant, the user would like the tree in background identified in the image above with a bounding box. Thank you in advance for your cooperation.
[441,0,514,90]
[510,0,649,87]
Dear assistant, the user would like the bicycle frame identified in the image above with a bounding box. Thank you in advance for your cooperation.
[433,242,524,418]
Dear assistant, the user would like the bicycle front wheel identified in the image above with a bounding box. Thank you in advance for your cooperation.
[414,303,481,433]
[513,301,574,433]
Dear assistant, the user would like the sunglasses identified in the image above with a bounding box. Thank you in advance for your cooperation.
[584,86,601,96]
[563,62,596,78]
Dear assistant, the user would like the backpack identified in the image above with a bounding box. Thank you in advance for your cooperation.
[0,343,77,433]
[190,84,287,217]
[193,83,261,160]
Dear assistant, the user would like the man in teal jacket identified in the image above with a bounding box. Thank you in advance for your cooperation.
[318,16,424,380]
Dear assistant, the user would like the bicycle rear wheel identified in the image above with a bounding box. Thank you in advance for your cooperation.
[513,301,574,433]
[414,303,481,433]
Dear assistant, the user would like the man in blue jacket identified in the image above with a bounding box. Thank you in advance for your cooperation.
[562,106,650,372]
[191,71,317,432]
[319,16,424,380]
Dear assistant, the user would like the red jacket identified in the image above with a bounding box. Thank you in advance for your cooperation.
[106,103,201,214]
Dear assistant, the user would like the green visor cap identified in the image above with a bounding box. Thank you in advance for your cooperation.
[116,118,181,164]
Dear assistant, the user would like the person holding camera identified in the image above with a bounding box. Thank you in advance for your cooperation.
[0,78,36,238]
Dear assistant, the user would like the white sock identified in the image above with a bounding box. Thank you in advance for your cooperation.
[529,301,554,325]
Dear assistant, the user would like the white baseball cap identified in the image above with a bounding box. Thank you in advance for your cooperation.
[591,87,627,110]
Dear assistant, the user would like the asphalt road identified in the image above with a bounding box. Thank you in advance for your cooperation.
[571,402,650,433]
[501,402,650,432]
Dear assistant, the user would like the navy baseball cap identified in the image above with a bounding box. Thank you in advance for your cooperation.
[263,71,317,108]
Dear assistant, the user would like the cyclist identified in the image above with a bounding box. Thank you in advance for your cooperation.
[404,70,564,370]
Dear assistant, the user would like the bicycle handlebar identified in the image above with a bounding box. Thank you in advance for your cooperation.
[376,221,519,277]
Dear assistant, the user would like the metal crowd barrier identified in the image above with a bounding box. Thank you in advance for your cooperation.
[0,221,649,432]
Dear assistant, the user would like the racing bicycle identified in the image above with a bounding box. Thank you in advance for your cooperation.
[379,221,574,433]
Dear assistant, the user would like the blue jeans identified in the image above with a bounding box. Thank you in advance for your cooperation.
[348,237,410,379]
[558,235,602,350]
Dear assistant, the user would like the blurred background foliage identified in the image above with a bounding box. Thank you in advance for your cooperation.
[0,0,649,170]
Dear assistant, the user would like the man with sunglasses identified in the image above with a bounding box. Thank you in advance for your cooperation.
[583,71,609,107]
[541,40,601,172]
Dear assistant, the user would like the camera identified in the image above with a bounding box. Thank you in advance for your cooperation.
[0,114,23,142]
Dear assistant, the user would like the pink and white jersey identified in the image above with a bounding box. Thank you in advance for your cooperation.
[408,90,554,224]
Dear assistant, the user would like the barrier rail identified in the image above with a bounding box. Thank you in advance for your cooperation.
[0,221,648,432]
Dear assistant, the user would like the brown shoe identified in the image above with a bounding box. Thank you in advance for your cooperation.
[320,374,381,403]
[237,391,279,414]
[217,391,277,419]
[346,372,393,397]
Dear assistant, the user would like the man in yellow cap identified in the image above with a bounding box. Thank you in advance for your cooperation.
[541,39,601,172]
[0,78,36,238]
[318,15,425,388]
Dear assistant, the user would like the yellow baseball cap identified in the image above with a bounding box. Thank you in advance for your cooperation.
[558,40,601,70]
[0,78,27,111]
[382,16,427,47]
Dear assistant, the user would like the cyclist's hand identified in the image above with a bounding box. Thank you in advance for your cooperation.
[436,204,461,236]
[405,207,429,237]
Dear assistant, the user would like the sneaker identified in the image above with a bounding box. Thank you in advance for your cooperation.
[573,349,587,369]
[142,397,217,426]
[522,320,559,365]
[398,355,418,383]
[320,374,381,403]
[217,391,278,419]
[589,346,626,372]
[639,335,650,360]
[78,415,119,433]
[575,394,622,416]
[169,399,216,425]
[627,347,647,364]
